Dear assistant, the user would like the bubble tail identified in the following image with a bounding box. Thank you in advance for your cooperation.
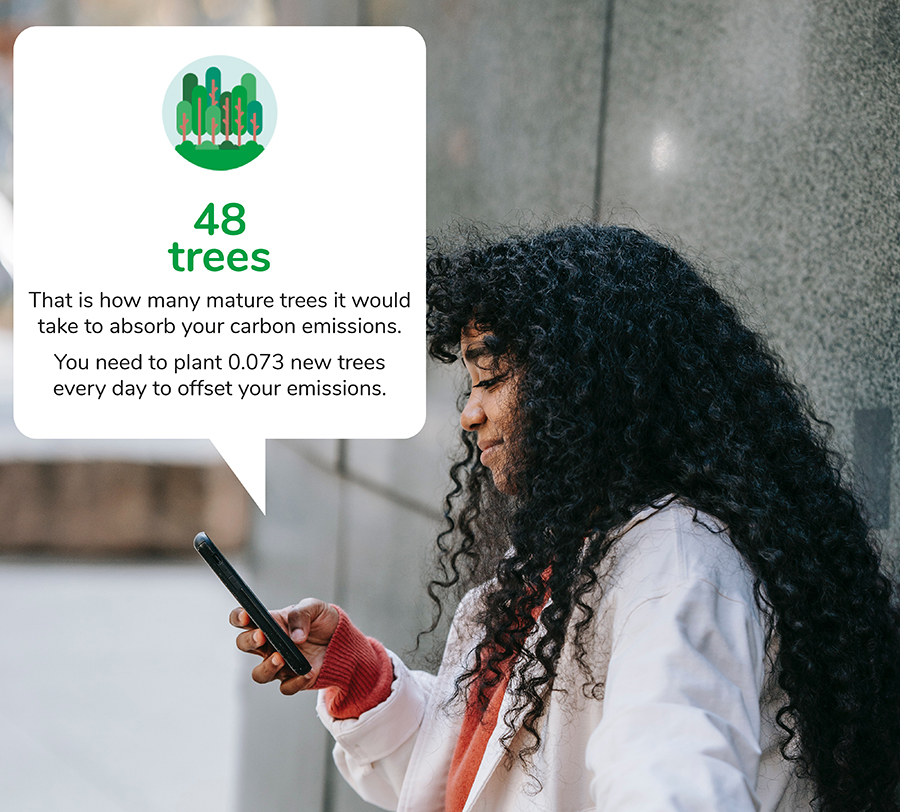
[211,436,266,515]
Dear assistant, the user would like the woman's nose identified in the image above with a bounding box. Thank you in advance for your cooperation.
[461,391,485,432]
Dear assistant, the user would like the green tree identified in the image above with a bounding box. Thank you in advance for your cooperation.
[241,72,257,103]
[205,66,221,108]
[205,104,222,146]
[176,99,192,143]
[182,72,198,103]
[232,84,248,147]
[191,85,207,145]
[247,100,263,143]
[220,91,232,140]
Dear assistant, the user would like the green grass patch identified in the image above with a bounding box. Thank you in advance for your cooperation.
[175,141,265,171]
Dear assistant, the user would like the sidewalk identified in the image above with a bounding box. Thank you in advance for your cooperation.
[0,558,242,812]
[0,311,244,810]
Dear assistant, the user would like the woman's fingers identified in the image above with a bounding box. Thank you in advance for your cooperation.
[229,607,253,628]
[251,651,286,684]
[235,627,269,655]
[278,671,315,696]
[250,651,315,693]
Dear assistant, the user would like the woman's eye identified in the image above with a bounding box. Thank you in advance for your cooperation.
[475,376,503,390]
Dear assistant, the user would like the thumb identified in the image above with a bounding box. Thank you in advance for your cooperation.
[284,598,331,644]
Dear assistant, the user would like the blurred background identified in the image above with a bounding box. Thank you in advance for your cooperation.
[1,1,898,811]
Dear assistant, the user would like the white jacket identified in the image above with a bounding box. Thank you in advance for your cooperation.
[317,502,813,811]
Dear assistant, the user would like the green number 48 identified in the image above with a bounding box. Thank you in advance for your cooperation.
[194,202,247,236]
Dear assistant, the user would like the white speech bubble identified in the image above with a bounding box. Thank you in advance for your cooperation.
[13,27,425,514]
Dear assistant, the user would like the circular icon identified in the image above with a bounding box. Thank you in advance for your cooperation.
[163,55,277,171]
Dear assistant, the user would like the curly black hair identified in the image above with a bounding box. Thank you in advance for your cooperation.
[425,222,900,812]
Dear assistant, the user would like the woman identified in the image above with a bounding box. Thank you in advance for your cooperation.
[232,224,900,812]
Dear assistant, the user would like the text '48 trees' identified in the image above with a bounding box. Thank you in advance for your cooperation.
[173,64,267,171]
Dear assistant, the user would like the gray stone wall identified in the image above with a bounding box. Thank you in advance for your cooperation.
[600,0,900,542]
[240,2,900,810]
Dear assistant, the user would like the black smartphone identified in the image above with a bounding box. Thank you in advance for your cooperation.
[193,531,312,676]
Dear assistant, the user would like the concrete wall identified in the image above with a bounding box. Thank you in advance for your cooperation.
[240,2,900,810]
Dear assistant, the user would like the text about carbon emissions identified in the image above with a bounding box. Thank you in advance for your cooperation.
[31,286,410,403]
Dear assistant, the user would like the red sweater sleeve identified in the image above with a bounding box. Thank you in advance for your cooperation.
[316,606,394,720]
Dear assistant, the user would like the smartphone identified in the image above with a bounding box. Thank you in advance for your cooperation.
[193,531,312,676]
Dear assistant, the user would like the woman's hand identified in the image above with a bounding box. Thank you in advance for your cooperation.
[230,598,341,695]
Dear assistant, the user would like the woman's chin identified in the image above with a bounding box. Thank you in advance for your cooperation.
[489,467,517,496]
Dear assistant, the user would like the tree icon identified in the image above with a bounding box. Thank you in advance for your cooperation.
[248,100,263,143]
[176,99,192,143]
[190,84,207,146]
[220,90,233,141]
[205,105,222,146]
[206,67,221,107]
[167,58,274,171]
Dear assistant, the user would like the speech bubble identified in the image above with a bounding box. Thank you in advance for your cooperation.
[13,27,425,514]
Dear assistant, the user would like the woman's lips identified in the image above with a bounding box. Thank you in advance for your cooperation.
[480,441,502,465]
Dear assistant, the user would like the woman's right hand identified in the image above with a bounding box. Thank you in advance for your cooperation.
[230,598,341,695]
